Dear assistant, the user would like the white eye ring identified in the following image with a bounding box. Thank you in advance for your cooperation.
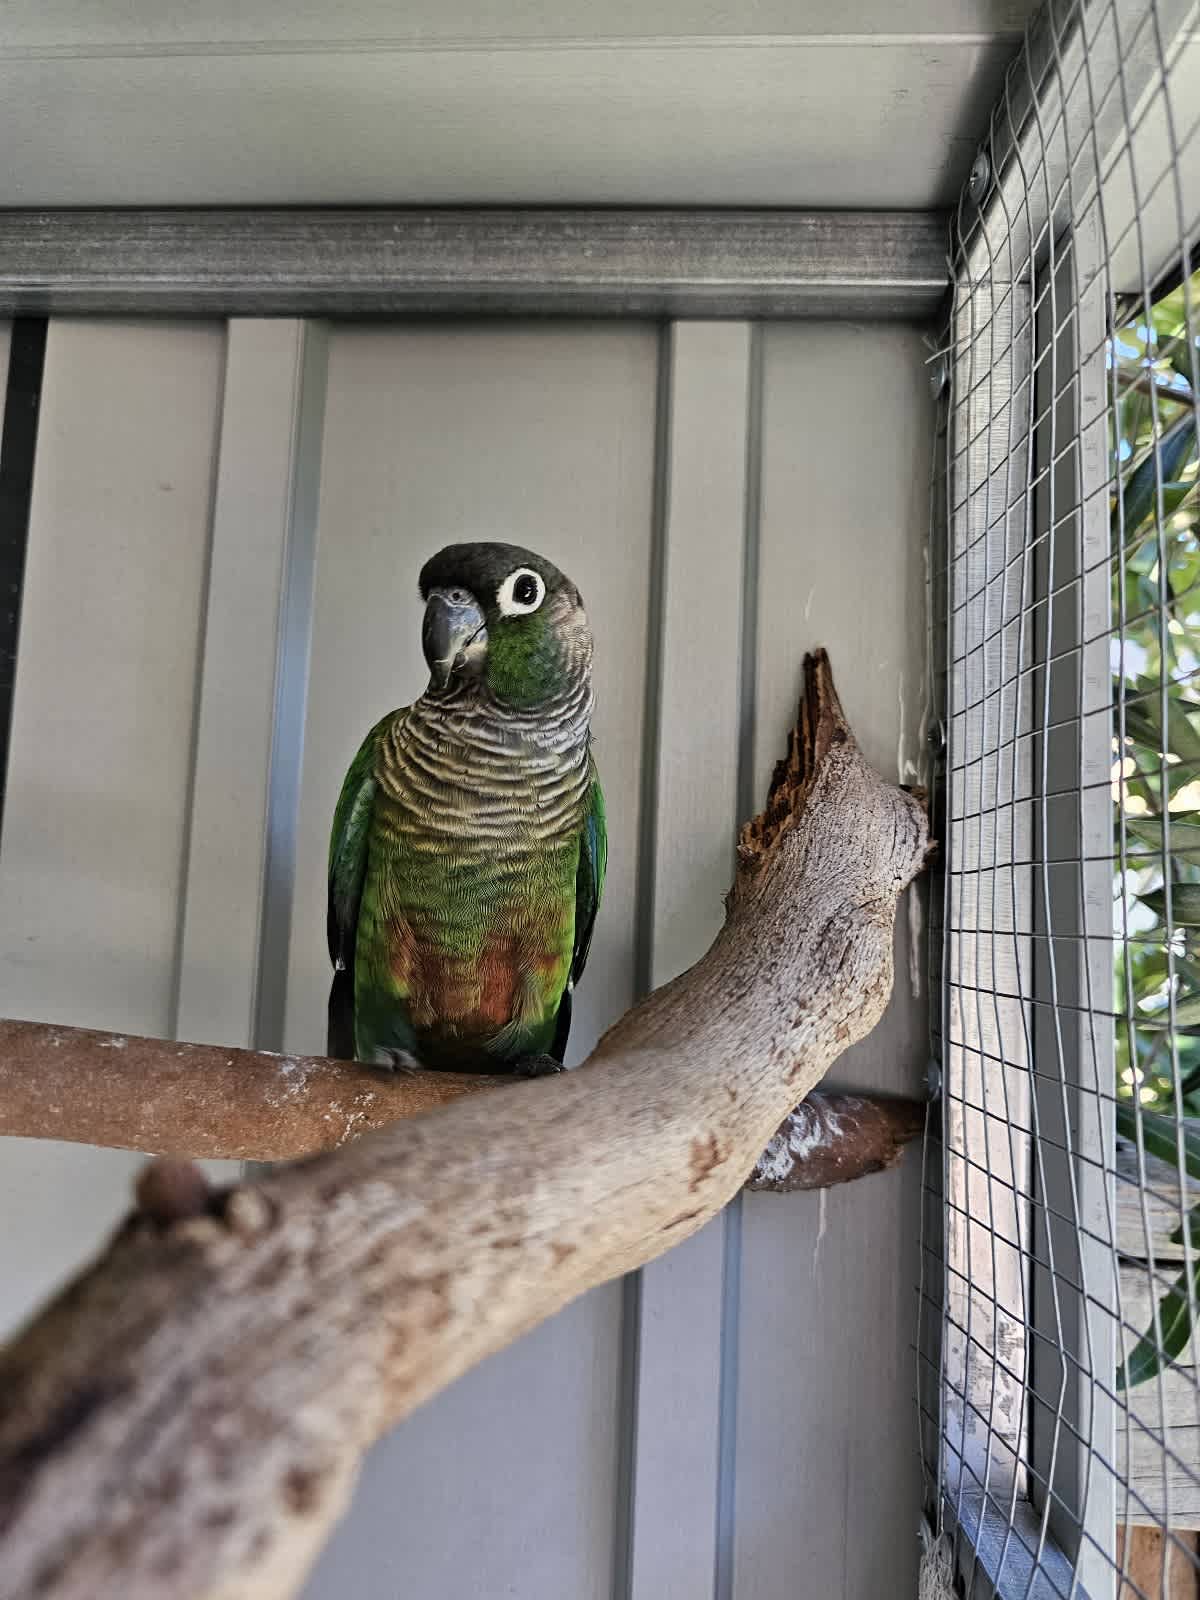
[497,567,546,617]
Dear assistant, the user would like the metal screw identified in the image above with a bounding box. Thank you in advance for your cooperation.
[926,1058,943,1101]
[968,151,992,205]
[929,354,949,399]
[926,719,947,759]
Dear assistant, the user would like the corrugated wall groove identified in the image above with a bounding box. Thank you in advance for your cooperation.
[716,320,765,1600]
[0,318,46,833]
[252,321,329,1054]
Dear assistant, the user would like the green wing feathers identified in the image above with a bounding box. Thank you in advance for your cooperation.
[326,712,392,1058]
[548,764,605,1063]
[572,764,607,986]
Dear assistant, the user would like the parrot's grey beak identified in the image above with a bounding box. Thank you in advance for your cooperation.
[422,587,488,690]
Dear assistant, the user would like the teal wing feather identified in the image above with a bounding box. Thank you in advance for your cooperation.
[572,760,607,985]
[551,761,606,1063]
[326,711,393,1059]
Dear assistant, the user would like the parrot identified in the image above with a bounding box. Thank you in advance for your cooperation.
[326,542,606,1077]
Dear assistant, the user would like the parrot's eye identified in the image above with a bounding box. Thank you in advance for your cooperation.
[497,567,546,617]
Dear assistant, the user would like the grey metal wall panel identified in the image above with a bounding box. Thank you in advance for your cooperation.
[731,323,931,1598]
[0,318,225,1335]
[0,319,225,1035]
[627,321,753,1600]
[643,322,752,994]
[174,319,308,1049]
[288,322,659,1600]
[0,322,10,440]
[0,312,935,1593]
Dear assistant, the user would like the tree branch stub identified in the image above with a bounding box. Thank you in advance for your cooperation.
[748,1092,925,1192]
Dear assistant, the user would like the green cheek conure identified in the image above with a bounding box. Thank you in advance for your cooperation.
[327,542,606,1076]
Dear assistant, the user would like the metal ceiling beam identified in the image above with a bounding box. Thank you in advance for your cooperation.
[0,208,949,320]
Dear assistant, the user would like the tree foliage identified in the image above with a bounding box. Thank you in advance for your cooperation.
[1112,277,1200,1109]
[1111,272,1200,1387]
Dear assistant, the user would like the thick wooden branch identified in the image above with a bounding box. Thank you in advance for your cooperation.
[0,650,928,1600]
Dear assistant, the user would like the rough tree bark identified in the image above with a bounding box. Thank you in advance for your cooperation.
[0,1016,922,1187]
[0,651,928,1600]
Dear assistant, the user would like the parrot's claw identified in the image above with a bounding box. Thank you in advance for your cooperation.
[371,1047,421,1075]
[514,1054,566,1079]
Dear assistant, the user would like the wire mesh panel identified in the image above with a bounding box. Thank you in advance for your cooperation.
[921,0,1200,1594]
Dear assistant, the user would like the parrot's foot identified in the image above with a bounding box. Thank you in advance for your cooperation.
[514,1054,566,1079]
[370,1047,421,1075]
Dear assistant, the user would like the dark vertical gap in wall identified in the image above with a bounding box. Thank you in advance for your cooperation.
[714,320,764,1600]
[612,319,674,1600]
[734,326,764,836]
[168,324,231,1045]
[0,319,47,838]
[253,321,329,1055]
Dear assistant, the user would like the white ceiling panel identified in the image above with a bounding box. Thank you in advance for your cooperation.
[0,36,1025,208]
[0,1,1039,52]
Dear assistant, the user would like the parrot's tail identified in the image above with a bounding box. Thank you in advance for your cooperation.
[327,967,356,1062]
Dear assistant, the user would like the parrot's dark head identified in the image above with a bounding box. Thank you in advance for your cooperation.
[418,542,592,710]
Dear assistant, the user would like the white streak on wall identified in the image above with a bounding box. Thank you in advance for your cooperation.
[908,883,923,1000]
[811,1188,828,1276]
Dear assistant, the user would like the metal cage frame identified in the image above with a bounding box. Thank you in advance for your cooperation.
[925,0,1200,1595]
